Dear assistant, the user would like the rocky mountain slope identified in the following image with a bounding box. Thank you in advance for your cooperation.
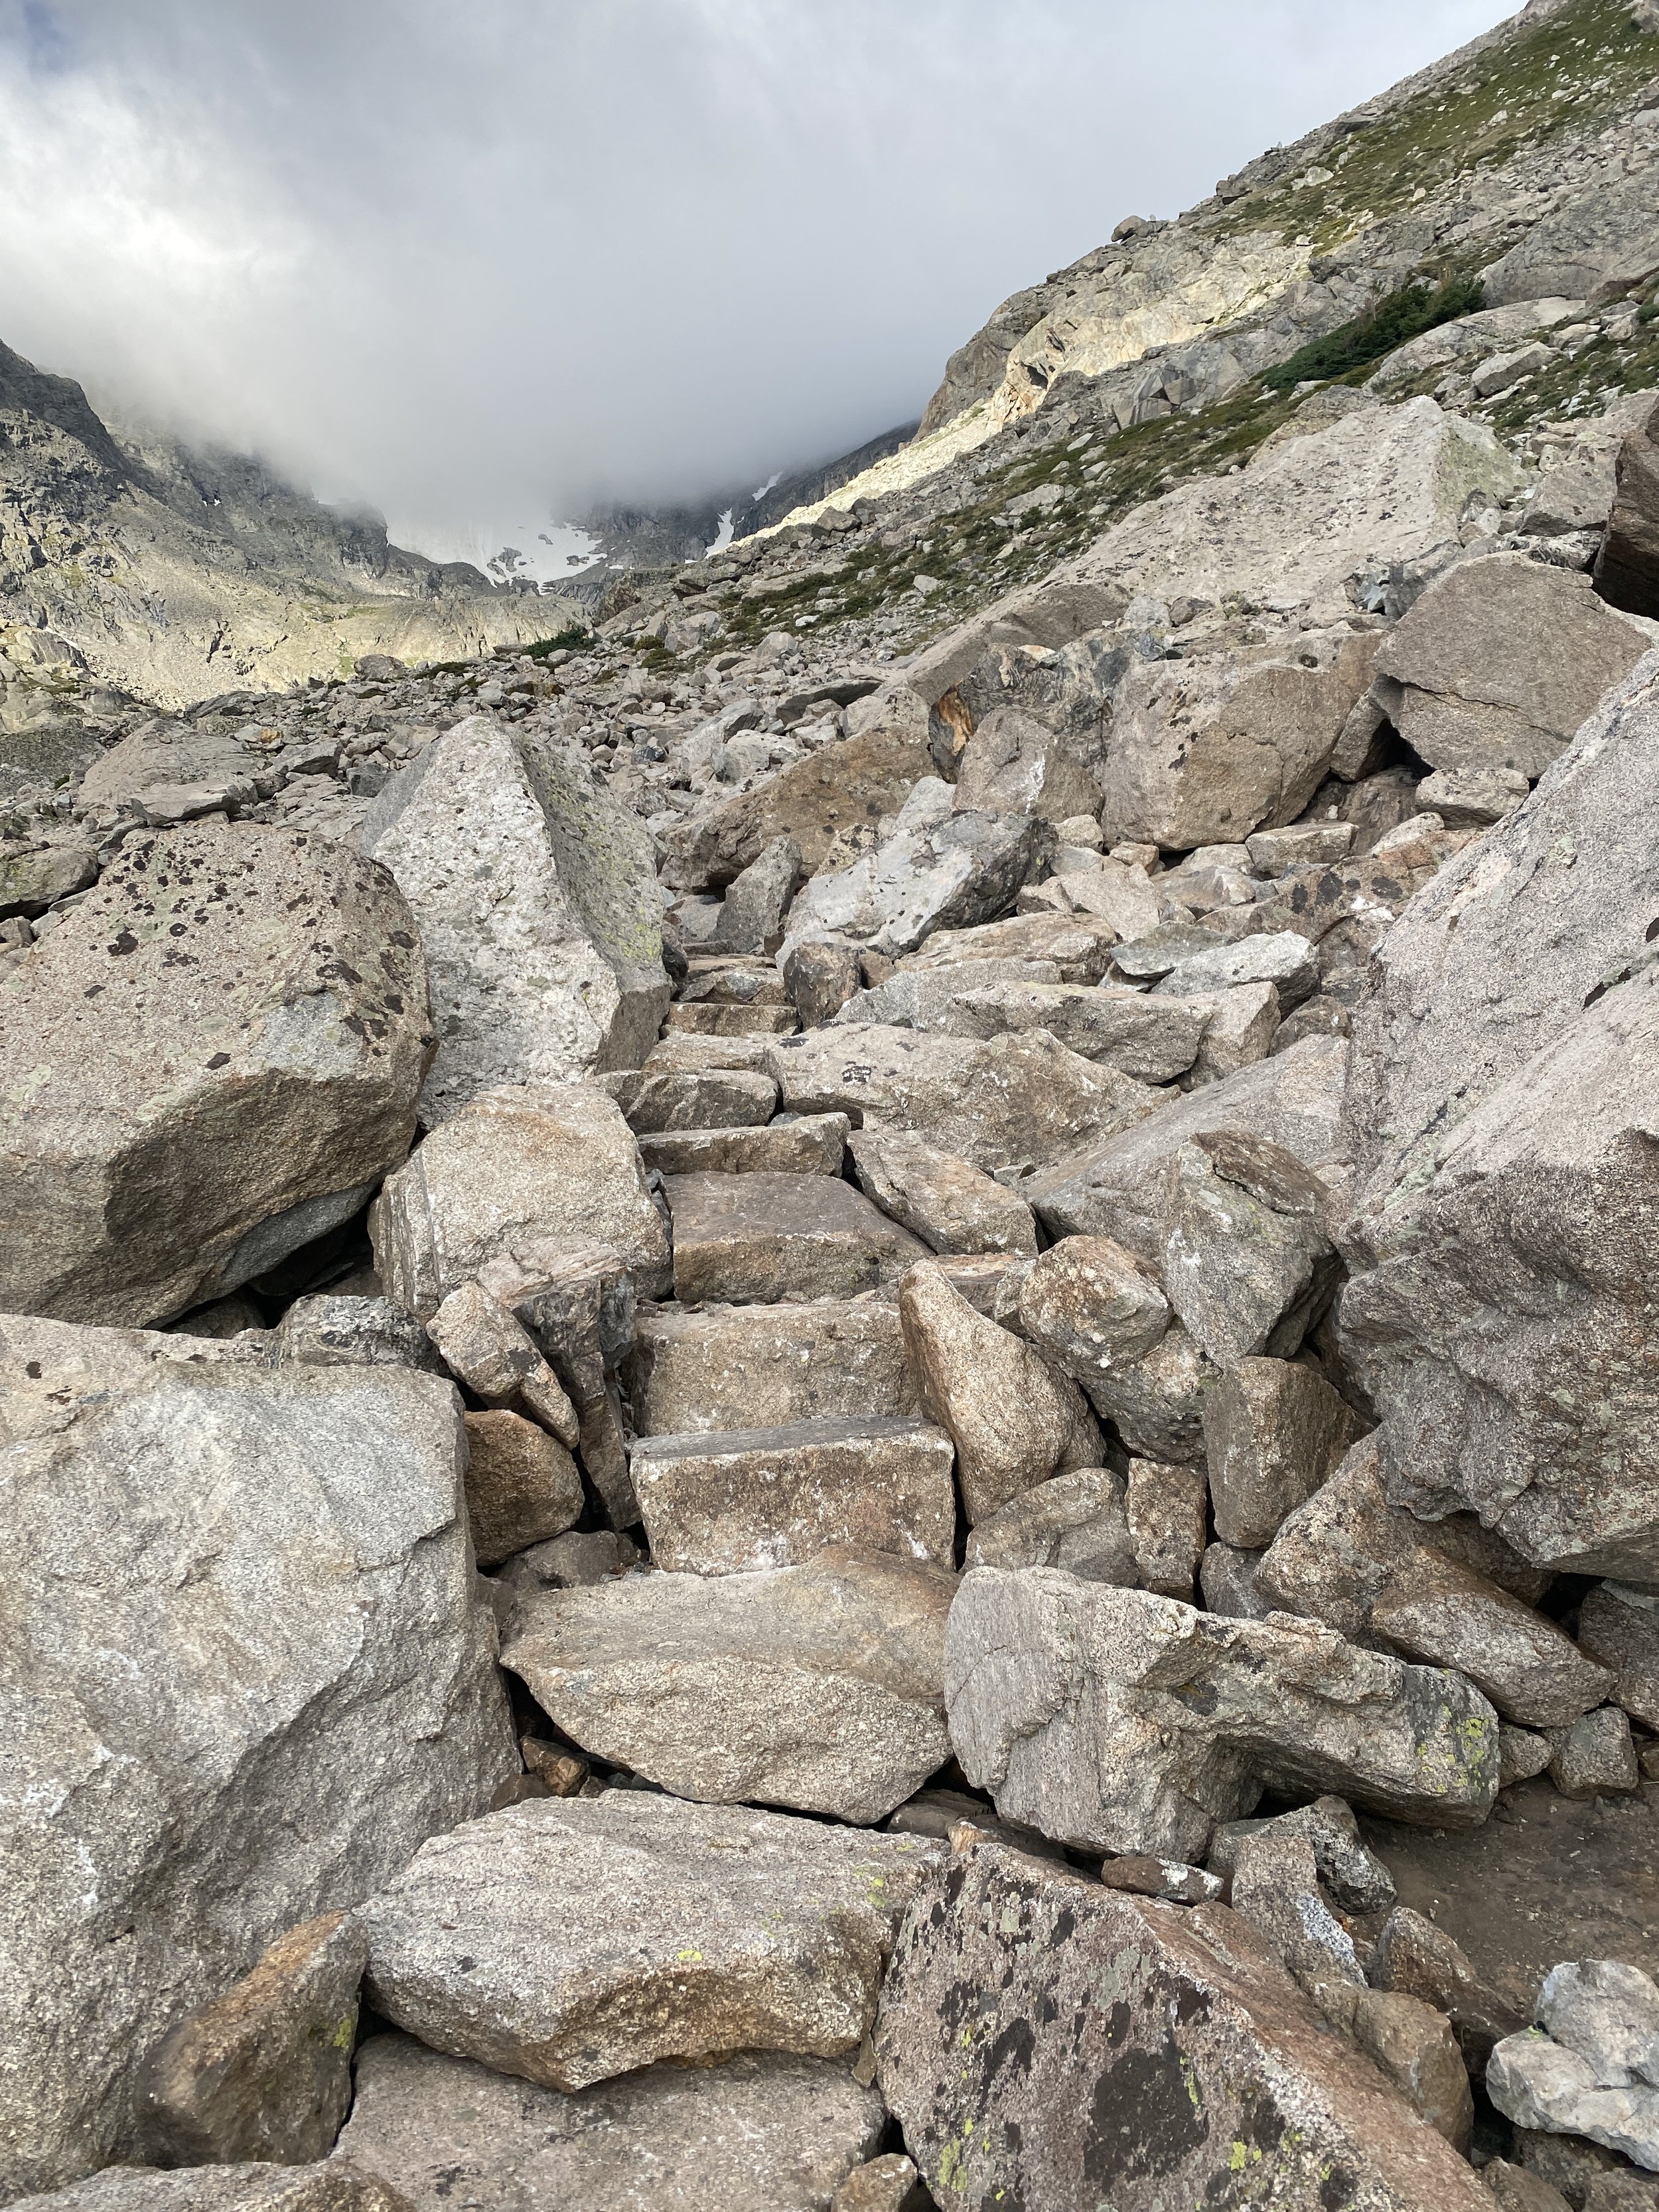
[9,1,1659,2209]
[0,340,585,708]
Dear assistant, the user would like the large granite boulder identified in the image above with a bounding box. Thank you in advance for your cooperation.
[1341,654,1659,1575]
[360,717,668,1124]
[370,1082,672,1314]
[333,2032,885,2212]
[944,1568,1500,1860]
[358,1794,944,2091]
[0,822,431,1327]
[1595,394,1659,621]
[875,1832,1492,2212]
[1,1313,514,2201]
[501,1554,954,1822]
[1369,553,1652,779]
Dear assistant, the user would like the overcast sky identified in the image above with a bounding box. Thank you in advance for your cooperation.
[0,0,1512,557]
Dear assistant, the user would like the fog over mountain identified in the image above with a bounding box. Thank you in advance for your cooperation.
[0,0,1509,553]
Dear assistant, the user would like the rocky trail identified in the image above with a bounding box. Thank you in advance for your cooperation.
[12,1,1659,2207]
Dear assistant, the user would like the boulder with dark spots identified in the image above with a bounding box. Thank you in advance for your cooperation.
[874,1832,1492,2212]
[0,822,432,1329]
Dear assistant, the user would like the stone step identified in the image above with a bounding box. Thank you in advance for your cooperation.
[632,1412,957,1574]
[662,1002,799,1038]
[664,1171,927,1304]
[625,1294,914,1436]
[637,1114,847,1179]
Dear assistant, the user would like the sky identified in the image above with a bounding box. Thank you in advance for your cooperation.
[0,0,1514,567]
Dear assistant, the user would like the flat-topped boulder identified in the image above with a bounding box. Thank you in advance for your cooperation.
[0,822,431,1329]
[632,1414,956,1573]
[950,979,1213,1080]
[636,1114,848,1178]
[502,1553,955,1822]
[359,1793,946,2089]
[624,1297,914,1436]
[664,1171,928,1303]
[333,2033,885,2212]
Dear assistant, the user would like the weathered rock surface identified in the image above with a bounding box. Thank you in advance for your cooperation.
[1371,1552,1612,1730]
[8,2166,412,2210]
[624,1297,913,1436]
[772,1023,1155,1177]
[370,1082,672,1315]
[332,2031,885,2212]
[141,1913,366,2168]
[1490,1958,1659,2174]
[1,1313,514,2200]
[1595,395,1659,622]
[1370,555,1652,780]
[784,778,1050,960]
[707,832,801,954]
[603,1063,778,1134]
[1026,1035,1348,1256]
[1228,1828,1365,2002]
[1124,1457,1207,1600]
[945,1569,1499,1859]
[631,1415,956,1573]
[666,1171,928,1303]
[359,717,668,1122]
[875,1832,1492,2212]
[358,1793,944,2090]
[460,1410,583,1569]
[1209,1795,1394,1915]
[427,1281,579,1441]
[901,1260,1100,1521]
[0,823,431,1329]
[1160,1134,1336,1366]
[1340,653,1659,1576]
[1203,1356,1365,1550]
[952,703,1102,820]
[962,1467,1138,1584]
[1098,627,1378,851]
[950,979,1211,1080]
[502,1553,954,1821]
[636,1114,848,1178]
[1013,1232,1170,1394]
[1579,1585,1659,1731]
[847,1128,1037,1255]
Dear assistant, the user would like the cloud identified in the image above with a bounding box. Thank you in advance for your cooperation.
[0,0,1513,548]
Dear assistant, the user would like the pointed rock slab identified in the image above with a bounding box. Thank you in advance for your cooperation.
[875,1832,1493,2212]
[0,1313,515,2202]
[632,1416,957,1574]
[359,1794,946,2091]
[770,1023,1156,1177]
[900,1260,1101,1522]
[665,1172,928,1305]
[332,2032,885,2212]
[359,716,669,1124]
[847,1128,1037,1256]
[141,1913,367,2167]
[501,1554,955,1822]
[1025,1035,1349,1261]
[624,1297,914,1438]
[7,2168,412,2211]
[944,1569,1499,1861]
[370,1082,671,1315]
[0,821,431,1329]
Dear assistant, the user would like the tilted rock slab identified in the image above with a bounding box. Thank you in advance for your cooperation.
[7,2167,411,2211]
[945,1568,1499,1861]
[632,1414,957,1574]
[875,1833,1492,2212]
[0,822,431,1328]
[502,1554,954,1822]
[333,2031,885,2212]
[1342,652,1659,1575]
[771,1023,1155,1177]
[0,1313,514,2201]
[359,716,668,1124]
[370,1081,672,1314]
[359,1794,946,2091]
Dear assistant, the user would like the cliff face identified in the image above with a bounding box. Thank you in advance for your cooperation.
[0,341,582,705]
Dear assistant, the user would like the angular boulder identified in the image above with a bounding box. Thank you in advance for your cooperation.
[1341,653,1659,1575]
[950,980,1212,1080]
[370,1082,672,1315]
[951,704,1101,821]
[333,2032,885,2212]
[636,1114,849,1178]
[1370,553,1651,779]
[0,822,431,1328]
[771,1023,1156,1177]
[360,717,668,1123]
[6,2168,411,2211]
[665,1171,928,1303]
[1595,394,1659,621]
[1013,1232,1171,1391]
[358,1794,945,2090]
[623,1297,914,1436]
[632,1414,956,1574]
[1,1313,515,2201]
[962,1466,1139,1584]
[847,1128,1037,1255]
[501,1554,954,1822]
[1203,1357,1366,1551]
[1159,1134,1336,1365]
[875,1832,1492,2212]
[945,1568,1499,1860]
